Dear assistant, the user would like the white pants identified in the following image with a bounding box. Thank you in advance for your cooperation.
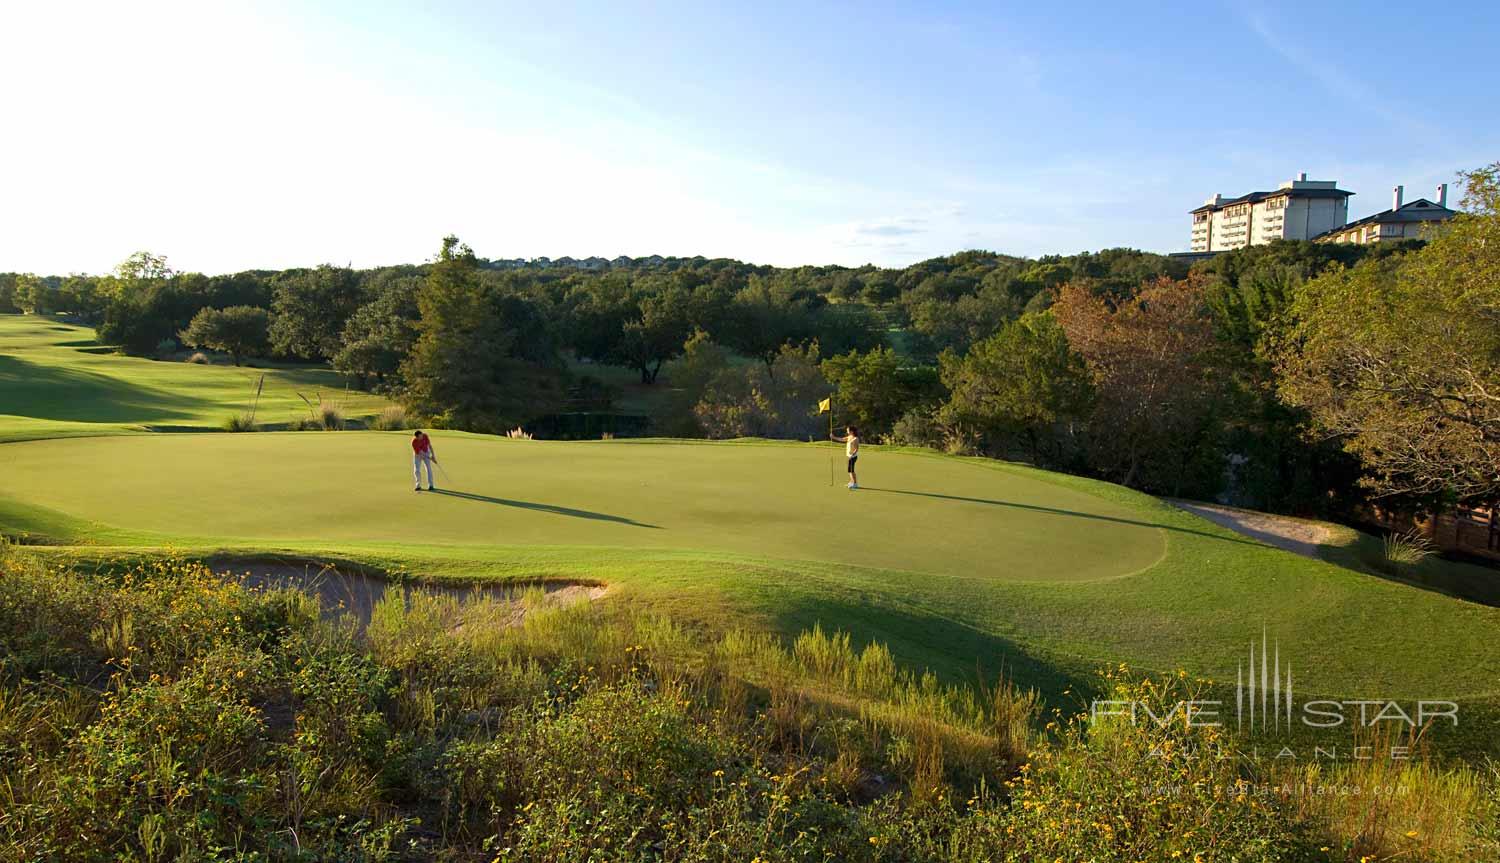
[413,454,435,488]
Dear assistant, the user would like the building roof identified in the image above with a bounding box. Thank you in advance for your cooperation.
[1190,186,1354,214]
[1311,199,1456,239]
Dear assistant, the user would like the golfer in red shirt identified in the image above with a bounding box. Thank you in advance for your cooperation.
[412,430,438,492]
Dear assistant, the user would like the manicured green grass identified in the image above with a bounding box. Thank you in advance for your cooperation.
[0,434,1165,583]
[3,312,1499,756]
[6,431,1500,752]
[0,314,390,441]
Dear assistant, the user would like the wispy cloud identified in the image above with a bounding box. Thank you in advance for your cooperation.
[1242,12,1436,139]
[853,218,929,238]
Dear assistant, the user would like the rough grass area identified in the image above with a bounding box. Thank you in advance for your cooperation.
[0,314,390,442]
[3,547,1495,861]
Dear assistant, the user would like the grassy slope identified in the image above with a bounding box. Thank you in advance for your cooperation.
[0,314,389,441]
[5,433,1499,729]
[3,313,1498,753]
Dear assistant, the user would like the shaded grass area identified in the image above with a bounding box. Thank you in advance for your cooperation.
[1318,523,1500,607]
[0,314,389,441]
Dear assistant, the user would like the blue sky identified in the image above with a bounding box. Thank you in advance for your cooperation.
[2,1,1496,274]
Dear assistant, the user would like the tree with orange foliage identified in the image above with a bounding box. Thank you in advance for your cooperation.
[1052,275,1226,492]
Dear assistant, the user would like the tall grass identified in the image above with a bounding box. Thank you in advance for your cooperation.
[1382,530,1434,570]
[368,405,408,431]
[2,543,1497,861]
[220,412,257,432]
[296,390,346,430]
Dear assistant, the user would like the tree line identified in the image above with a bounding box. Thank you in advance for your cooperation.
[4,162,1495,519]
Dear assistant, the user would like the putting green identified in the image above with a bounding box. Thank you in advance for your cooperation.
[0,432,1165,582]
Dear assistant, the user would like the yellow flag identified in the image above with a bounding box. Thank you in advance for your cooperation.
[817,397,831,414]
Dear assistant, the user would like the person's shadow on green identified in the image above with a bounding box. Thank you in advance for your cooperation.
[425,489,661,529]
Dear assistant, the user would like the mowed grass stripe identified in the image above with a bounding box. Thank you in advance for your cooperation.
[0,314,389,441]
[1,433,1166,582]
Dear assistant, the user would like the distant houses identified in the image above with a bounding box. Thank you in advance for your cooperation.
[480,254,670,270]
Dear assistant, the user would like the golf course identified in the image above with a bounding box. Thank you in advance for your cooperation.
[4,314,1500,747]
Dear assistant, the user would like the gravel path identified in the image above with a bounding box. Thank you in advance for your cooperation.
[1166,499,1331,559]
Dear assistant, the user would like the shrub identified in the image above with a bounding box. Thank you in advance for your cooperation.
[317,403,346,431]
[178,305,270,367]
[152,337,178,359]
[222,413,257,432]
[1382,530,1433,570]
[986,669,1318,862]
[506,427,534,440]
[886,405,944,449]
[368,405,408,431]
[186,351,209,365]
[3,545,1497,861]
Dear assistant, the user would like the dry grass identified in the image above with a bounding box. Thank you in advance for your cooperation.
[1382,530,1434,569]
[369,405,408,431]
[221,413,257,432]
[1277,724,1499,861]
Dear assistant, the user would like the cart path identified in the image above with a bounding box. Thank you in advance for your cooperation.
[1165,499,1330,559]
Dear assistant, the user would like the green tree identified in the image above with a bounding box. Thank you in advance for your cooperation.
[617,285,692,384]
[821,345,942,437]
[13,274,47,314]
[56,275,105,320]
[114,251,174,281]
[97,252,185,355]
[658,330,733,436]
[333,274,422,390]
[269,265,364,360]
[400,237,565,432]
[0,274,18,313]
[937,313,1091,463]
[721,276,818,373]
[178,305,270,366]
[1273,163,1500,501]
[694,342,829,440]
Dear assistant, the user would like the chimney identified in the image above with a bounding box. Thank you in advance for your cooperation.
[1437,183,1448,208]
[1297,171,1307,181]
[1392,185,1404,210]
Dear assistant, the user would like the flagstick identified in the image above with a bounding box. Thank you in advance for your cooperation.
[828,398,835,487]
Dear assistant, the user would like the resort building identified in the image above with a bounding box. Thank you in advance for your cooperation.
[1313,185,1456,245]
[1189,173,1353,252]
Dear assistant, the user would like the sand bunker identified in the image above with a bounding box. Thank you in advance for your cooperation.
[212,559,607,629]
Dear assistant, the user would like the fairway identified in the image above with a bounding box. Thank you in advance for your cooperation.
[0,315,389,441]
[0,433,1165,582]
